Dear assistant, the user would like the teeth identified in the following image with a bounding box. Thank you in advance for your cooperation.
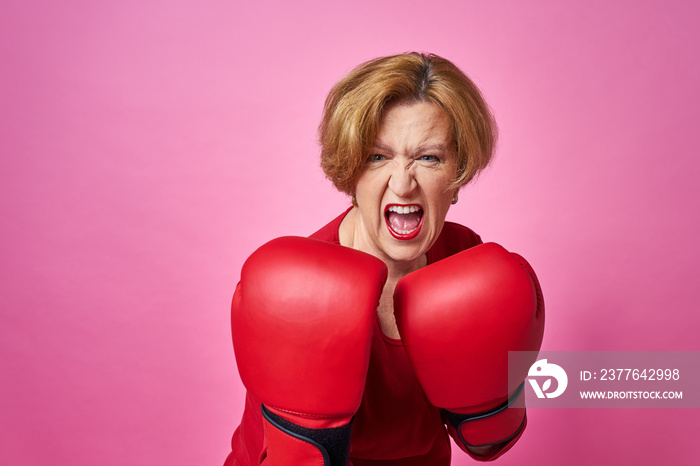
[387,205,421,214]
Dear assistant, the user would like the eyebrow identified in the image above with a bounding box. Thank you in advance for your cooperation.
[371,143,394,154]
[414,143,450,154]
[371,142,450,155]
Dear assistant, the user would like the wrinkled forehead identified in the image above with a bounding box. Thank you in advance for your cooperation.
[374,101,455,151]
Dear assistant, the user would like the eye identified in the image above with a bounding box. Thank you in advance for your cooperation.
[419,155,440,163]
[367,154,387,162]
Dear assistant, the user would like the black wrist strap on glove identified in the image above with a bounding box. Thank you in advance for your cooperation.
[441,382,526,447]
[262,404,353,466]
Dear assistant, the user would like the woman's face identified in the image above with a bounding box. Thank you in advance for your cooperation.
[353,101,458,267]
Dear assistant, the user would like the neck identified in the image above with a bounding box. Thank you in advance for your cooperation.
[385,253,426,282]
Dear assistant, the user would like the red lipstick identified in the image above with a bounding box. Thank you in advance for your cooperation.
[384,204,424,240]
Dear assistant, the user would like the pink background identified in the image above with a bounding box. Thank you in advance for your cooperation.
[2,1,698,465]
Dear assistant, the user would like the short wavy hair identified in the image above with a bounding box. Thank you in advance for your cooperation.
[319,52,497,195]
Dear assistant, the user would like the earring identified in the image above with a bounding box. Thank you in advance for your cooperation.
[352,194,358,207]
[451,192,459,205]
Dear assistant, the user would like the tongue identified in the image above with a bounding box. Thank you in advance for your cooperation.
[387,211,421,232]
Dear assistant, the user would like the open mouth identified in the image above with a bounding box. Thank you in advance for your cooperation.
[384,204,424,240]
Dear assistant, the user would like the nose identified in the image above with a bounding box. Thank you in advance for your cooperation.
[387,161,417,198]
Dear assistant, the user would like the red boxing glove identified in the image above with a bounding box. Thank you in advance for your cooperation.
[232,237,387,465]
[394,243,544,461]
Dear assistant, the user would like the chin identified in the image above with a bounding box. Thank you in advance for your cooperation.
[381,238,430,265]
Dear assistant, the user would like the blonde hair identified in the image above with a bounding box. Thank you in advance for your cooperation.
[319,52,497,195]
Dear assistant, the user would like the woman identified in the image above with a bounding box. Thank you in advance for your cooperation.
[226,52,544,465]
